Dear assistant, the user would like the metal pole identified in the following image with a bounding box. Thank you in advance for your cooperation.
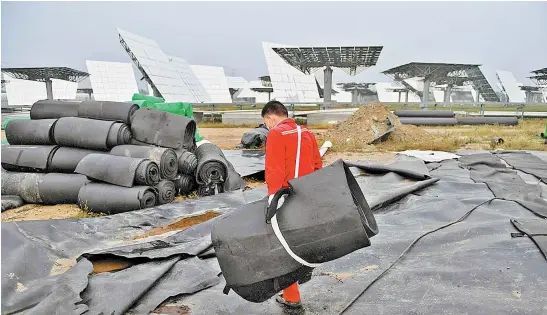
[444,84,452,107]
[45,79,53,100]
[323,66,333,109]
[422,79,430,109]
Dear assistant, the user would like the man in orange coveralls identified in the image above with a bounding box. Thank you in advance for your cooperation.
[262,100,323,311]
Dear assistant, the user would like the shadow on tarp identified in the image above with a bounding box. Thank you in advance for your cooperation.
[2,155,547,314]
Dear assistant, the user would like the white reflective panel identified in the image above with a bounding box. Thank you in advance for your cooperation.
[496,70,525,103]
[226,76,249,89]
[433,90,444,102]
[233,80,271,103]
[375,82,421,103]
[4,74,47,105]
[86,60,138,101]
[117,28,195,102]
[168,56,211,103]
[51,79,78,100]
[262,42,320,103]
[190,65,232,103]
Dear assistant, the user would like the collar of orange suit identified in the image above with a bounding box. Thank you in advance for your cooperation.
[273,117,295,129]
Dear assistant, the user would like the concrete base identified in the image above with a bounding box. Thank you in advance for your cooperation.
[222,112,264,125]
[306,112,354,125]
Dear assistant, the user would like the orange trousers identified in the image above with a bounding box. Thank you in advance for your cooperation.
[283,282,300,303]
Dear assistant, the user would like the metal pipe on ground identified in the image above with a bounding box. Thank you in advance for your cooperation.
[398,117,458,126]
[394,110,455,118]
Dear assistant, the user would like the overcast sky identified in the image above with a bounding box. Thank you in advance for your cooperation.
[2,1,546,87]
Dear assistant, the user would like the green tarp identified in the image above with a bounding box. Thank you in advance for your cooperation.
[131,93,165,104]
[2,116,31,130]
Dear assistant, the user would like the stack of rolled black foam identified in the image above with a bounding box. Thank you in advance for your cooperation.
[2,101,245,214]
[395,110,518,126]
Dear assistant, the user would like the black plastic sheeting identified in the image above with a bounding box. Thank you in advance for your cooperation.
[394,110,455,118]
[5,119,57,145]
[131,108,197,152]
[1,145,59,172]
[495,151,547,182]
[77,100,139,125]
[49,147,102,173]
[2,153,546,314]
[155,180,176,205]
[222,150,265,177]
[110,145,178,180]
[78,183,157,214]
[53,117,131,150]
[1,195,24,212]
[238,125,269,149]
[195,143,246,196]
[510,219,547,260]
[75,154,160,188]
[457,116,519,125]
[30,100,79,120]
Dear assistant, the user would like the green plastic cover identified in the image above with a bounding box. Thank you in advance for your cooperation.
[131,93,165,104]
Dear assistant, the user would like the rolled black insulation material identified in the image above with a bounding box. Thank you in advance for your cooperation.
[78,183,157,214]
[176,149,198,175]
[1,169,43,203]
[49,147,102,173]
[197,183,223,197]
[75,154,160,187]
[175,175,196,195]
[110,145,178,180]
[398,117,458,126]
[195,143,245,194]
[77,100,139,124]
[154,180,176,205]
[38,173,90,205]
[53,117,131,150]
[457,117,519,126]
[394,110,455,118]
[30,100,80,119]
[5,119,57,145]
[131,108,197,151]
[1,145,59,172]
[1,195,24,212]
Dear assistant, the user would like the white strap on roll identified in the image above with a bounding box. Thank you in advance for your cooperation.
[270,125,321,268]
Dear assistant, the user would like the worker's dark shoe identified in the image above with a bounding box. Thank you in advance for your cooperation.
[276,294,303,310]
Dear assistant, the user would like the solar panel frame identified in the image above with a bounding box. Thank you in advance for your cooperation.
[117,28,195,102]
[496,70,526,103]
[86,60,139,101]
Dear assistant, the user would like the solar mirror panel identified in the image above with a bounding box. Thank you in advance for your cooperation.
[190,65,232,103]
[86,60,139,101]
[169,56,211,103]
[496,70,526,103]
[117,28,195,102]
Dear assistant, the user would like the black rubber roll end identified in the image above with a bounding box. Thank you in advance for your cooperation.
[135,161,161,186]
[175,174,196,195]
[154,180,176,205]
[178,151,198,175]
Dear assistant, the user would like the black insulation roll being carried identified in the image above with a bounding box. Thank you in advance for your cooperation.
[212,159,378,302]
[195,142,245,196]
[398,117,458,126]
[78,183,157,214]
[238,125,269,149]
[53,117,131,150]
[154,180,176,205]
[175,174,196,195]
[176,149,198,175]
[1,145,59,172]
[38,173,90,205]
[110,145,178,180]
[130,108,197,151]
[5,119,57,145]
[394,110,455,118]
[1,169,43,203]
[457,117,519,126]
[49,147,102,173]
[30,100,80,120]
[75,154,160,187]
[77,100,139,124]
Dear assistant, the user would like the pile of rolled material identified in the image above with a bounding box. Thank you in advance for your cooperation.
[195,142,246,196]
[110,145,178,180]
[30,100,139,124]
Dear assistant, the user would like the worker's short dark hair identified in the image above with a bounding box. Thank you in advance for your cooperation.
[261,101,288,117]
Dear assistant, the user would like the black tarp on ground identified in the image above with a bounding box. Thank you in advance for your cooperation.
[222,150,265,177]
[2,153,546,315]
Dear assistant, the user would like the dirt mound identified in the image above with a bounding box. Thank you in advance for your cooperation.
[324,103,426,148]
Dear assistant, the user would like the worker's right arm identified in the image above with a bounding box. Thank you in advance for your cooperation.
[265,129,286,195]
